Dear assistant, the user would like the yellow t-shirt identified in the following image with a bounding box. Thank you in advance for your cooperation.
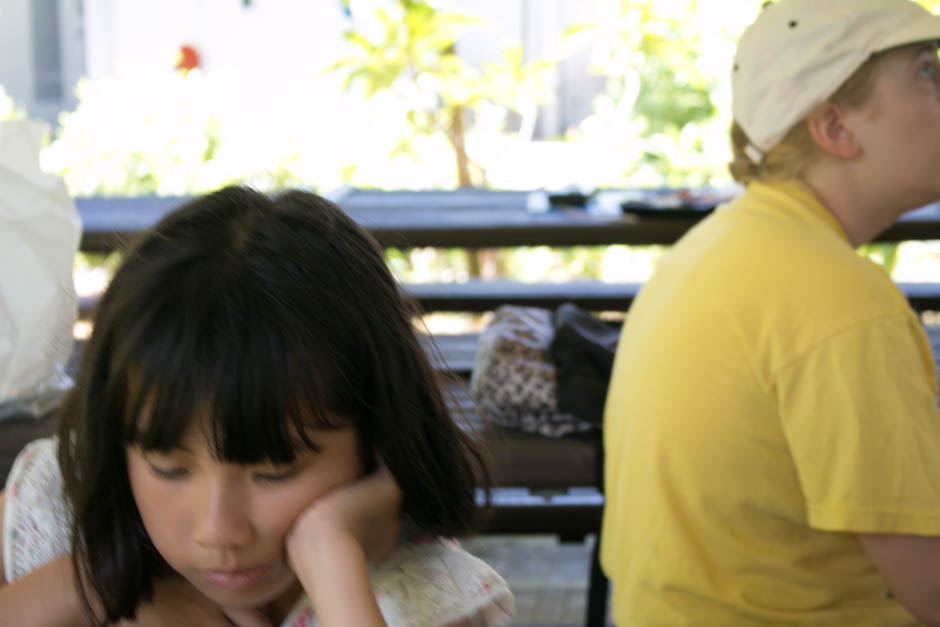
[601,179,940,625]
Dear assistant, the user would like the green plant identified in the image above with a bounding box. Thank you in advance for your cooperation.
[561,0,755,187]
[42,74,227,196]
[327,0,556,187]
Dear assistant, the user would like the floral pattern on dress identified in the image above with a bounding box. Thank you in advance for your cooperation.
[281,537,515,627]
[2,438,72,583]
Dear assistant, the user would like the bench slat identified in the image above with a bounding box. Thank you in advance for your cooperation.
[408,280,641,312]
[77,280,940,321]
[74,194,940,251]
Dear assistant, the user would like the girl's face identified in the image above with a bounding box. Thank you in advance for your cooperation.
[126,416,363,614]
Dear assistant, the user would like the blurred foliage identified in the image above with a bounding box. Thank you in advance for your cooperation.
[7,0,940,288]
[579,2,718,134]
[37,0,940,196]
[559,0,751,187]
[41,73,229,196]
[859,242,901,275]
[327,0,556,186]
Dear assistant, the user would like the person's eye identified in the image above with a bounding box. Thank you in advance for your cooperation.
[253,467,300,484]
[148,462,189,481]
[919,60,938,80]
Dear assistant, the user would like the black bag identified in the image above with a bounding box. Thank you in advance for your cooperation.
[470,304,620,437]
[550,302,620,425]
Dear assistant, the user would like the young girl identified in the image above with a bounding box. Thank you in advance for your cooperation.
[0,186,514,626]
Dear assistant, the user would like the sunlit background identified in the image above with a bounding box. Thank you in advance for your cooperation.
[3,0,940,334]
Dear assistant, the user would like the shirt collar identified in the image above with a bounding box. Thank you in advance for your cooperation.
[749,178,850,244]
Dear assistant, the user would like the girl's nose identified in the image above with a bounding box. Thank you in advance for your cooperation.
[193,477,254,550]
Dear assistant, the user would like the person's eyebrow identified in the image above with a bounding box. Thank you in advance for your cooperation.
[902,43,939,68]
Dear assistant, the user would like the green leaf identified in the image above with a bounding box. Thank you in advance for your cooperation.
[344,31,376,52]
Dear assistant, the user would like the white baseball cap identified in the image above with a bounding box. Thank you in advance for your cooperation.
[732,0,940,163]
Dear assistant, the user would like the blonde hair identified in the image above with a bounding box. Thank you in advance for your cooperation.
[729,52,886,184]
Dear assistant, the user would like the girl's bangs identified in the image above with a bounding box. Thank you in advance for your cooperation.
[116,281,354,464]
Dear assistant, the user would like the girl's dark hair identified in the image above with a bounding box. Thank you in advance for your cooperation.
[56,186,491,623]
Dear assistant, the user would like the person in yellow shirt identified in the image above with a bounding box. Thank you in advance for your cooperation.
[601,0,940,624]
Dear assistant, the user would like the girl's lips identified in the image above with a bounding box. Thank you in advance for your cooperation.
[202,564,274,590]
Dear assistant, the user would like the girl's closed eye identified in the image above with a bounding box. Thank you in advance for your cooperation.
[147,460,189,481]
[145,456,307,484]
[253,465,301,484]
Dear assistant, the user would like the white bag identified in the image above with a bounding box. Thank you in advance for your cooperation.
[0,120,80,420]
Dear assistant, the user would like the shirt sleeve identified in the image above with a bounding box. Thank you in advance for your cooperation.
[2,437,73,582]
[776,312,940,535]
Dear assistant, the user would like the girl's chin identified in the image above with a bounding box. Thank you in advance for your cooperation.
[195,569,302,614]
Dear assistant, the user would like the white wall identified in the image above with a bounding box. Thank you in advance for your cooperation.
[1,0,607,134]
[83,0,348,98]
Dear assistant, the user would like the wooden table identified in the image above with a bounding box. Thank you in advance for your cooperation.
[74,188,940,253]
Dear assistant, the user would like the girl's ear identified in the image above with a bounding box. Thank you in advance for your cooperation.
[806,102,862,159]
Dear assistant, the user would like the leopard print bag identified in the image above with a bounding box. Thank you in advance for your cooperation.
[470,305,594,437]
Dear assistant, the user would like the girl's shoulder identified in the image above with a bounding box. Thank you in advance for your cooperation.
[283,537,515,627]
[2,437,72,583]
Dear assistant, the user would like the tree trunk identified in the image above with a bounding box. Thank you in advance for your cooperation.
[450,105,472,188]
[449,104,481,275]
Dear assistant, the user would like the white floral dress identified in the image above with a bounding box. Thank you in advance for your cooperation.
[2,438,515,626]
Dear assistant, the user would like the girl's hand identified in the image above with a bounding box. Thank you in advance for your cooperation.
[119,575,272,627]
[284,462,403,626]
[286,461,404,568]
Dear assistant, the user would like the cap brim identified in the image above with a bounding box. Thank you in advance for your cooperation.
[876,14,940,52]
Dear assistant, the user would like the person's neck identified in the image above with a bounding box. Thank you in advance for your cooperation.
[802,159,924,248]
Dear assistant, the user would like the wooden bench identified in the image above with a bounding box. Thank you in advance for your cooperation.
[75,190,940,250]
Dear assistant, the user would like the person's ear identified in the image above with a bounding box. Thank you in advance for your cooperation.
[806,102,862,159]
